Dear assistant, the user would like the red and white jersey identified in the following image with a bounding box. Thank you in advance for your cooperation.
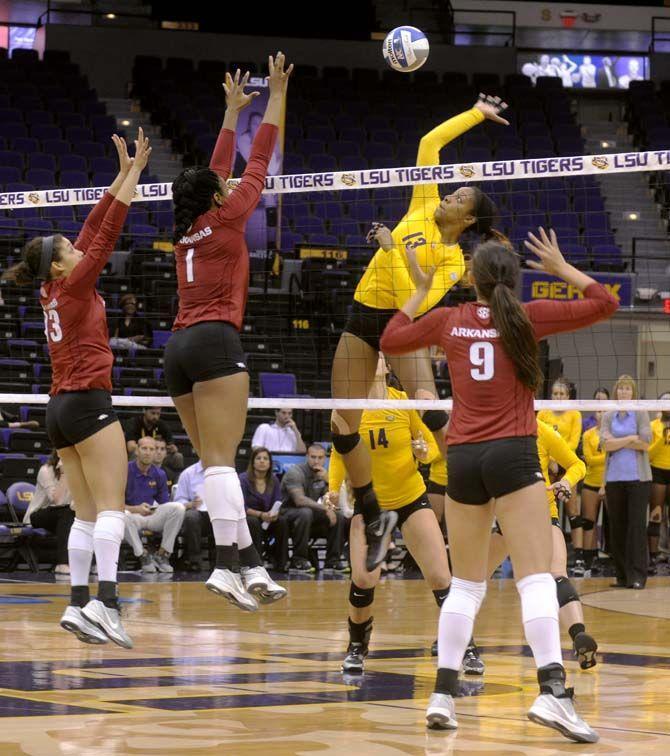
[380,284,618,445]
[40,194,129,395]
[173,123,278,332]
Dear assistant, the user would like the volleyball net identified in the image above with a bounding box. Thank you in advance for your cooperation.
[1,147,670,425]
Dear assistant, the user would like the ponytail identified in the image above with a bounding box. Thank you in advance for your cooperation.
[472,240,543,392]
[2,235,61,286]
[172,167,222,243]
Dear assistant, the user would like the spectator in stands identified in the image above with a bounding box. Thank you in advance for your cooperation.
[124,436,185,573]
[109,293,152,349]
[251,408,307,453]
[153,435,184,488]
[239,447,288,571]
[173,459,212,571]
[125,407,176,457]
[597,58,617,89]
[24,450,74,576]
[582,387,610,433]
[280,443,347,573]
[601,375,652,589]
[0,407,39,429]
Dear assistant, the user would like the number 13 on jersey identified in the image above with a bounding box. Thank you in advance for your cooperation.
[470,341,494,381]
[43,309,63,343]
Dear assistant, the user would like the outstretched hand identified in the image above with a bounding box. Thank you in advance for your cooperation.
[111,133,133,174]
[223,69,260,111]
[473,93,510,126]
[524,227,568,276]
[366,222,394,251]
[132,127,152,172]
[267,51,294,96]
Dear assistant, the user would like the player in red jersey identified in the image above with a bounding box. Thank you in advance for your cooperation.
[2,129,152,649]
[381,228,617,743]
[164,55,292,611]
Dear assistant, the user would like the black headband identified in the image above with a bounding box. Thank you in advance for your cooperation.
[37,236,55,280]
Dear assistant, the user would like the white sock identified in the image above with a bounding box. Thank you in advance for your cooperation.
[68,518,94,586]
[517,572,562,668]
[93,510,125,583]
[205,466,244,547]
[437,577,487,670]
[237,517,253,549]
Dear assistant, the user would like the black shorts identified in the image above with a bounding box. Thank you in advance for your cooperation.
[582,483,602,493]
[426,479,446,496]
[354,492,432,529]
[651,466,670,485]
[46,390,118,450]
[495,515,560,536]
[164,321,248,397]
[447,436,543,505]
[343,301,396,351]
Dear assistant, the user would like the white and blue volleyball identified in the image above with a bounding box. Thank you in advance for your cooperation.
[383,26,429,73]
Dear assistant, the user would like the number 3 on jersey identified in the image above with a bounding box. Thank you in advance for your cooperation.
[43,309,63,343]
[470,341,494,381]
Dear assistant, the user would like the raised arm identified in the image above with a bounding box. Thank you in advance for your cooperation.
[219,53,292,226]
[64,129,151,297]
[524,228,618,339]
[408,94,509,214]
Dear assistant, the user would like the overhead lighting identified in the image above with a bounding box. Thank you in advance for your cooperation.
[121,119,131,126]
[601,140,610,149]
[105,13,116,19]
[626,211,640,221]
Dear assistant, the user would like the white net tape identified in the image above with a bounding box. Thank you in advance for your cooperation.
[0,149,668,209]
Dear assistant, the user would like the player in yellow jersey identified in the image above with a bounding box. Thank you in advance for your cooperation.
[330,94,510,573]
[581,411,607,574]
[648,392,670,572]
[487,421,598,669]
[328,356,484,675]
[537,377,585,569]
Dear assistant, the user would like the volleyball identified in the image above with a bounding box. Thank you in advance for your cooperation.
[382,26,429,73]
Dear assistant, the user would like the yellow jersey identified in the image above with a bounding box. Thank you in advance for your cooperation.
[428,454,447,487]
[537,420,586,520]
[354,108,485,315]
[536,409,582,452]
[581,426,605,488]
[649,418,670,470]
[328,386,439,509]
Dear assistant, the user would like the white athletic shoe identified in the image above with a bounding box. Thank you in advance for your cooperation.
[426,692,458,730]
[206,568,259,612]
[527,693,599,743]
[81,599,134,649]
[241,566,287,604]
[60,605,108,645]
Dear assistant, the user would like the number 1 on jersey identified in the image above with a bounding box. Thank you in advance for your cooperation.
[185,248,195,283]
[469,341,494,381]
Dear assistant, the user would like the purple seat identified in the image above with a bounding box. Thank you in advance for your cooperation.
[12,205,40,220]
[591,244,622,264]
[344,233,365,247]
[0,217,22,236]
[339,127,366,143]
[283,155,305,174]
[291,216,324,235]
[31,124,62,141]
[24,219,54,235]
[42,205,74,220]
[540,194,570,214]
[321,202,344,220]
[78,141,105,159]
[308,125,336,142]
[0,107,22,123]
[58,112,85,129]
[28,154,57,172]
[329,219,361,237]
[574,195,606,214]
[60,170,89,188]
[0,166,22,184]
[92,172,115,187]
[27,109,54,125]
[25,169,56,187]
[510,194,535,214]
[495,146,523,160]
[461,147,491,163]
[59,154,88,173]
[308,233,339,245]
[278,231,304,251]
[42,139,70,156]
[11,137,39,154]
[367,142,395,161]
[152,330,172,349]
[58,221,83,237]
[0,151,24,171]
[561,243,589,265]
[348,201,375,223]
[90,157,116,174]
[329,140,361,158]
[0,123,28,140]
[309,155,337,172]
[303,139,325,155]
[259,372,297,397]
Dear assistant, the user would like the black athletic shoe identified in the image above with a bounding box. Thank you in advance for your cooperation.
[431,639,438,657]
[462,642,485,675]
[342,643,368,674]
[573,631,598,670]
[365,510,398,572]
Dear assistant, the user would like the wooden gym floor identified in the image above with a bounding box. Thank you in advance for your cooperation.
[0,573,668,754]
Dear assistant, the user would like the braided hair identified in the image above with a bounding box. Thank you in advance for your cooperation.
[172,167,222,243]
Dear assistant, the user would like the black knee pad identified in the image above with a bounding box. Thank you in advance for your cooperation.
[332,431,361,455]
[349,582,375,608]
[568,515,584,530]
[422,409,448,432]
[647,521,661,538]
[555,576,580,607]
[581,518,595,532]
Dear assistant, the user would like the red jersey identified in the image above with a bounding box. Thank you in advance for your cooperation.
[380,284,618,445]
[172,122,278,332]
[40,193,129,395]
